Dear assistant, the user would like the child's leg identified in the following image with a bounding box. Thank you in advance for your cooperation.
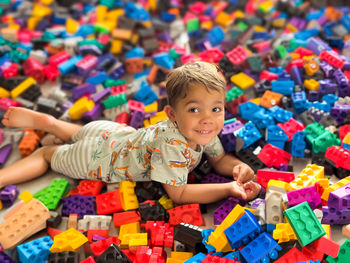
[0,145,59,188]
[2,107,82,142]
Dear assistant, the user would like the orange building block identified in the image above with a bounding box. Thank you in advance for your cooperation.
[260,90,283,108]
[18,129,40,157]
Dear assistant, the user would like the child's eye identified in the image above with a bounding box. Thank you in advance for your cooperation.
[189,107,199,113]
[212,107,222,112]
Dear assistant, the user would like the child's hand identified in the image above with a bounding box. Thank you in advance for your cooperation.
[230,181,261,201]
[232,163,255,185]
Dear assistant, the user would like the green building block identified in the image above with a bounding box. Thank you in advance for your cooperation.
[276,45,287,59]
[78,39,104,51]
[289,38,307,51]
[284,201,325,247]
[304,122,325,145]
[326,238,350,263]
[312,130,341,154]
[169,48,181,60]
[104,79,126,87]
[236,21,248,31]
[187,19,199,33]
[226,87,243,102]
[34,178,69,210]
[99,0,115,9]
[94,24,110,34]
[103,93,127,109]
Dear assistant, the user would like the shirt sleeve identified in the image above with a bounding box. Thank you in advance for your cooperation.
[150,139,189,186]
[204,136,225,157]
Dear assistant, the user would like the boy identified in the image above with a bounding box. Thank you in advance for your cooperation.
[0,61,261,204]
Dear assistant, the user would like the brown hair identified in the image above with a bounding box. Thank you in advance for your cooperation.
[165,61,227,107]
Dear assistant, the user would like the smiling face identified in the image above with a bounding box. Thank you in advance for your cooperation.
[165,82,225,150]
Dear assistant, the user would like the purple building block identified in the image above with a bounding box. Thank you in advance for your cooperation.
[319,61,335,77]
[339,84,350,98]
[97,53,117,71]
[331,104,350,125]
[287,186,321,210]
[72,83,96,100]
[109,64,126,79]
[61,195,95,219]
[82,103,104,122]
[321,206,350,225]
[0,144,12,167]
[219,133,236,153]
[129,110,145,129]
[221,121,244,135]
[334,69,349,87]
[328,183,350,210]
[290,66,303,85]
[308,90,320,102]
[0,185,19,207]
[201,173,233,184]
[92,88,111,103]
[0,251,15,263]
[213,197,244,225]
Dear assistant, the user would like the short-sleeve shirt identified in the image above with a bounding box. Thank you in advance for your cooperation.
[87,119,224,185]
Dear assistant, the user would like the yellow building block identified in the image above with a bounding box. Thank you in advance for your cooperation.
[250,97,261,105]
[170,252,193,260]
[290,53,301,60]
[68,97,95,121]
[272,18,286,28]
[19,190,33,204]
[233,10,244,18]
[107,9,124,21]
[230,72,255,90]
[0,87,10,98]
[49,228,88,252]
[304,79,320,91]
[343,133,350,144]
[166,259,182,263]
[273,222,297,243]
[302,164,324,178]
[148,110,167,125]
[66,18,79,34]
[159,194,174,210]
[33,3,52,17]
[144,102,158,113]
[121,233,148,247]
[267,179,293,192]
[119,181,139,211]
[111,39,123,54]
[147,0,157,11]
[254,25,266,32]
[119,222,140,241]
[321,176,350,201]
[27,16,41,30]
[215,12,231,27]
[41,0,54,5]
[289,164,325,190]
[0,200,2,210]
[96,5,108,22]
[207,204,245,252]
[131,33,139,45]
[201,21,213,31]
[322,224,331,238]
[286,23,298,33]
[11,77,36,99]
[259,0,274,11]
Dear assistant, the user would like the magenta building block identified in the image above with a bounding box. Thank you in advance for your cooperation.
[328,183,350,210]
[287,186,321,210]
[322,206,350,225]
[201,173,233,184]
[213,197,244,225]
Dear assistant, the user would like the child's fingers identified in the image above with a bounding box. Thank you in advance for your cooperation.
[232,165,240,180]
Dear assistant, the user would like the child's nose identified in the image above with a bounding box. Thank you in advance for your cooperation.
[200,112,214,124]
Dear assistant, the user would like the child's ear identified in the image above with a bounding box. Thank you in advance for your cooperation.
[164,105,176,122]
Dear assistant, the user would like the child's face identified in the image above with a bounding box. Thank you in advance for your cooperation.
[165,83,225,150]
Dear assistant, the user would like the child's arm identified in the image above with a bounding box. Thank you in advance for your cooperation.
[207,152,255,184]
[162,181,260,204]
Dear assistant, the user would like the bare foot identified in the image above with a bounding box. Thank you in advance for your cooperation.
[2,107,54,131]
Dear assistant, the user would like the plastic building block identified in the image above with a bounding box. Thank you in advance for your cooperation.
[235,121,262,150]
[96,190,122,215]
[268,106,293,123]
[284,201,326,246]
[78,215,112,231]
[0,144,12,167]
[50,228,88,253]
[230,72,255,90]
[313,236,340,258]
[158,194,174,210]
[113,211,140,227]
[33,178,69,210]
[238,102,261,121]
[289,164,325,190]
[278,118,304,141]
[312,130,341,154]
[80,256,96,263]
[168,204,204,226]
[265,185,285,225]
[257,169,294,189]
[287,186,321,210]
[184,252,206,263]
[72,83,96,100]
[17,236,53,263]
[272,222,297,243]
[91,236,120,257]
[0,198,50,249]
[266,125,288,149]
[19,190,33,204]
[87,229,109,242]
[68,213,78,229]
[70,180,105,196]
[260,90,283,109]
[143,221,174,247]
[47,211,62,229]
[226,45,249,66]
[0,251,15,263]
[291,131,306,157]
[68,96,95,121]
[61,195,95,219]
[224,210,262,249]
[10,77,36,99]
[96,243,132,263]
[0,185,18,207]
[138,200,169,221]
[320,50,344,69]
[119,181,139,211]
[213,197,242,225]
[328,183,350,210]
[18,129,40,157]
[133,81,158,105]
[201,254,239,263]
[326,238,350,263]
[47,251,80,263]
[174,222,206,254]
[258,144,291,168]
[240,232,282,263]
[271,80,295,95]
[253,109,275,130]
[325,146,350,170]
[274,247,309,263]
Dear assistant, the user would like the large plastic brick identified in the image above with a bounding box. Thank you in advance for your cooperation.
[96,243,132,263]
[274,247,308,263]
[284,201,326,246]
[257,144,291,169]
[174,222,206,253]
[230,72,255,90]
[138,201,169,221]
[119,181,139,211]
[70,180,105,196]
[0,198,50,249]
[0,185,18,207]
[291,131,306,157]
[277,118,304,141]
[312,130,341,154]
[47,251,80,263]
[226,45,249,66]
[33,178,69,210]
[328,183,350,210]
[320,50,344,69]
[96,190,122,215]
[78,215,112,231]
[240,232,282,263]
[113,210,140,227]
[322,206,350,225]
[184,252,206,263]
[144,221,174,247]
[0,251,15,263]
[224,210,262,249]
[168,204,203,226]
[287,186,321,210]
[17,236,53,263]
[213,197,242,225]
[266,125,288,148]
[313,236,340,258]
[201,254,239,263]
[253,110,275,130]
[238,102,260,121]
[289,164,325,190]
[235,121,262,150]
[50,228,88,253]
[257,169,295,189]
[90,236,120,257]
[265,185,284,225]
[326,238,350,263]
[80,256,96,263]
[61,195,95,219]
[325,146,350,171]
[272,222,297,243]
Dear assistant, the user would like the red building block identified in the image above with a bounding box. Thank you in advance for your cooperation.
[111,85,127,95]
[113,211,140,227]
[90,236,120,257]
[256,170,295,189]
[260,70,278,81]
[149,246,166,263]
[294,47,314,57]
[49,51,71,66]
[202,254,240,263]
[47,227,63,239]
[70,180,105,196]
[96,190,122,215]
[143,221,174,247]
[80,256,96,263]
[121,248,136,262]
[285,58,304,72]
[274,247,308,263]
[225,95,248,115]
[0,98,21,111]
[320,50,344,69]
[23,57,45,83]
[2,63,19,78]
[128,100,144,112]
[167,204,204,226]
[226,45,250,66]
[302,242,324,261]
[134,246,151,263]
[277,118,304,141]
[313,236,340,258]
[339,125,350,141]
[325,146,350,170]
[198,48,224,63]
[257,144,291,169]
[87,229,109,242]
[115,112,131,124]
[43,65,60,82]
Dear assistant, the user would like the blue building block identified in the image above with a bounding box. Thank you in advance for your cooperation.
[252,109,275,129]
[240,232,282,263]
[87,72,108,85]
[75,25,95,37]
[266,125,288,149]
[124,2,150,21]
[271,80,295,96]
[322,94,339,108]
[224,210,262,249]
[341,14,350,31]
[291,131,306,157]
[153,52,175,70]
[269,67,284,74]
[306,101,330,112]
[125,47,144,59]
[161,11,176,22]
[268,106,293,123]
[134,81,158,105]
[224,251,241,261]
[294,28,320,40]
[207,26,225,46]
[17,236,53,263]
[292,91,307,113]
[235,121,262,149]
[306,8,324,21]
[58,56,83,75]
[184,252,207,263]
[238,102,261,121]
[266,224,276,234]
[201,228,216,253]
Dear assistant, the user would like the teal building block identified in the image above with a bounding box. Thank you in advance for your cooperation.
[33,178,69,210]
[102,93,127,109]
[284,201,326,246]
